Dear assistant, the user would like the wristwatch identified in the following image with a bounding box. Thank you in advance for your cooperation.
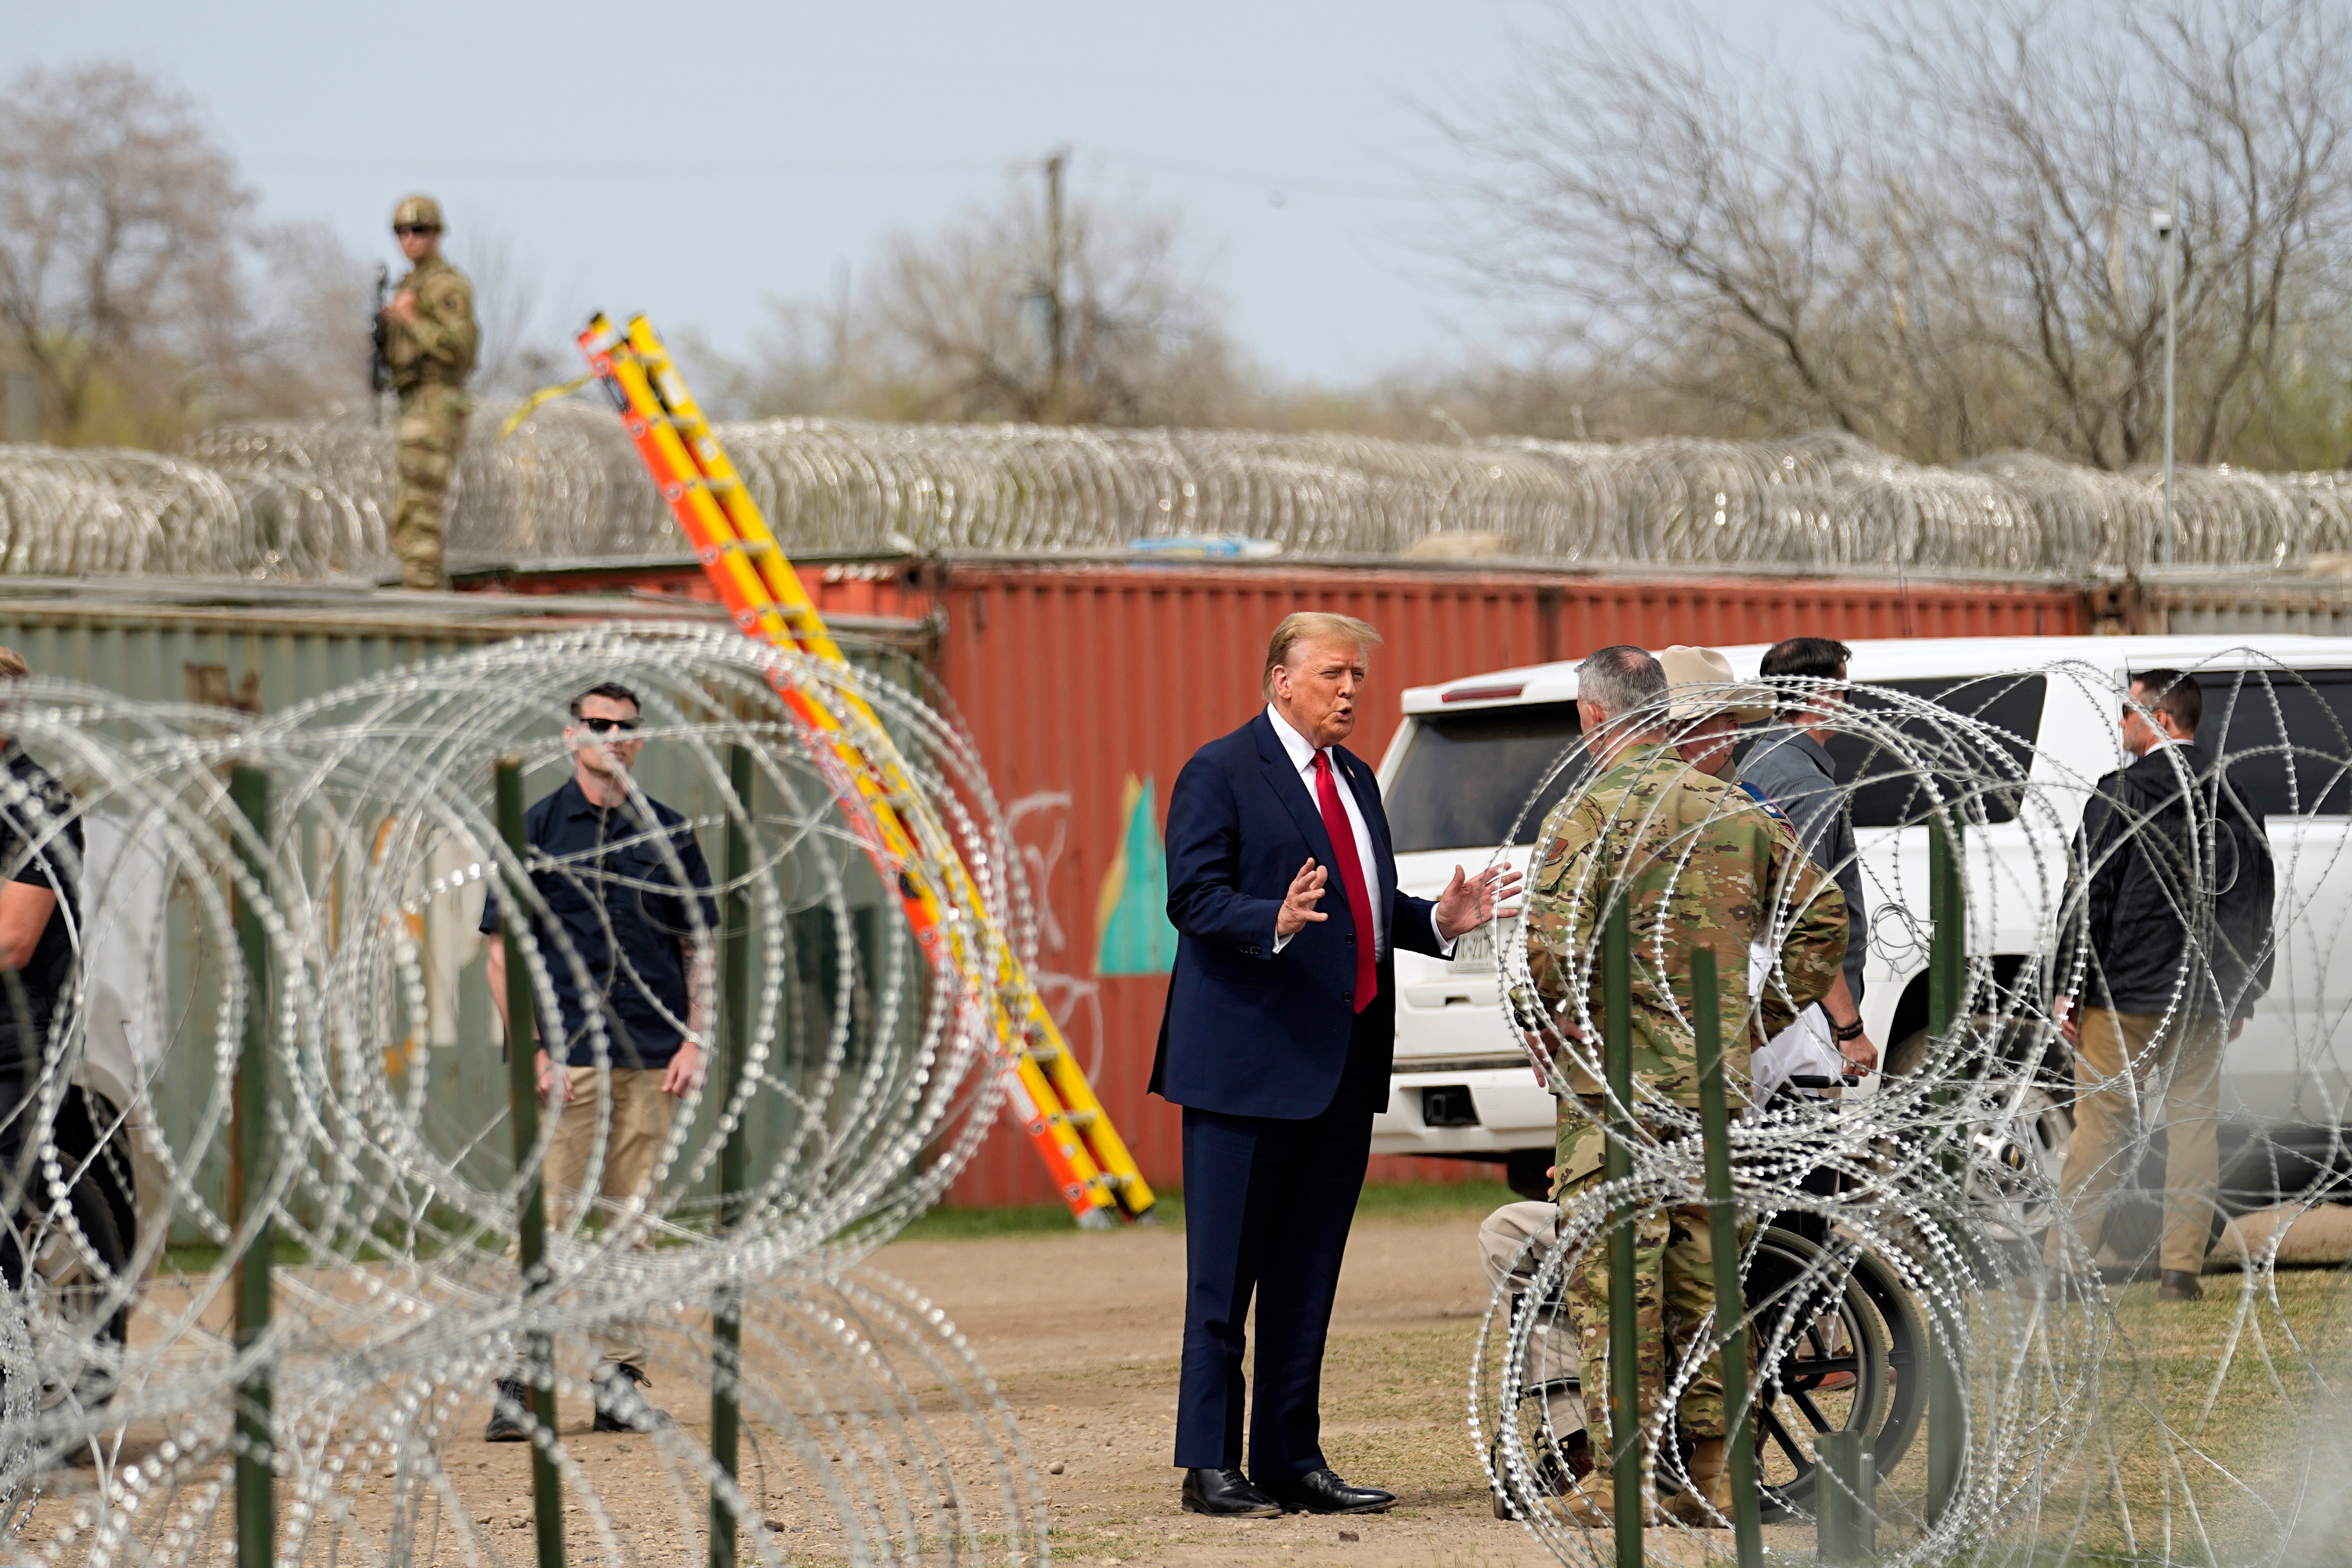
[1831,1016,1866,1043]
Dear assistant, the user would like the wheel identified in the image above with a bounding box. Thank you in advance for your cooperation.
[1742,1226,1894,1515]
[1962,1079,2071,1242]
[1845,1240,1928,1476]
[1505,1148,1555,1202]
[1885,1024,2073,1244]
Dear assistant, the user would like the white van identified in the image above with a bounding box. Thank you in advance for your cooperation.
[1371,636,2352,1207]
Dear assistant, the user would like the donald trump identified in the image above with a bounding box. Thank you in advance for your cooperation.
[1152,612,1518,1516]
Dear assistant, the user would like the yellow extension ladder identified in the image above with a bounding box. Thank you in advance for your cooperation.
[573,313,1153,1226]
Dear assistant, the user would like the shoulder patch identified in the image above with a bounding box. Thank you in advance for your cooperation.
[427,275,471,313]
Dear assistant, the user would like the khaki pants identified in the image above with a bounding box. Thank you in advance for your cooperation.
[2045,1009,2225,1277]
[1479,1200,1587,1440]
[544,1064,677,1371]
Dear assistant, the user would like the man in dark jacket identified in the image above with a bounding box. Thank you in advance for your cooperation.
[2047,670,2275,1301]
[1153,612,1515,1517]
[1740,637,1876,1072]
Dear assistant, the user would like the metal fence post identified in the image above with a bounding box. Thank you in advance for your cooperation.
[1925,813,1968,1526]
[496,759,565,1568]
[1815,1428,1875,1564]
[1928,813,1966,1059]
[1599,892,1643,1565]
[1690,946,1761,1566]
[710,745,753,1568]
[228,767,274,1568]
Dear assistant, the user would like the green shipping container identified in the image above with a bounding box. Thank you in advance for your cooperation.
[0,579,933,1246]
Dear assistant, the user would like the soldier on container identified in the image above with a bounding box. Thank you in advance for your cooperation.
[1519,644,1846,1530]
[380,194,477,591]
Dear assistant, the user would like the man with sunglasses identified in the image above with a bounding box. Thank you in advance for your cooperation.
[2046,670,2273,1302]
[479,682,716,1439]
[380,194,476,591]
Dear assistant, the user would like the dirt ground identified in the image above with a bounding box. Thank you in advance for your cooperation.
[877,1205,2352,1568]
[879,1206,1562,1568]
[25,1197,2351,1566]
[26,1203,1585,1568]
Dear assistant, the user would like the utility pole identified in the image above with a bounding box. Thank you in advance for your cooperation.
[2155,173,2180,568]
[1044,148,1068,421]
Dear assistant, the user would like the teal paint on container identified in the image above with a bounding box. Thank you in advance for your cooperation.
[1095,774,1178,976]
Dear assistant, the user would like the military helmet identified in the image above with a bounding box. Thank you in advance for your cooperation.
[391,194,445,232]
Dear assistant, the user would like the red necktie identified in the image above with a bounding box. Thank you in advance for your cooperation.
[1312,751,1379,1013]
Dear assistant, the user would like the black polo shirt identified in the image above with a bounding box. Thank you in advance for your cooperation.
[479,776,717,1070]
[0,743,80,1075]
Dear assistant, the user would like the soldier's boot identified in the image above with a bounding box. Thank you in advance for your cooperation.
[1543,1468,1663,1531]
[1662,1438,1732,1527]
[1542,1470,1614,1529]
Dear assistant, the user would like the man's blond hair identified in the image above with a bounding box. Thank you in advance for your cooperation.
[1262,613,1382,699]
[0,647,29,681]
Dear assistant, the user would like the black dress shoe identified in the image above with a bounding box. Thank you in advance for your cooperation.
[1260,1468,1397,1514]
[484,1376,532,1443]
[591,1362,676,1433]
[1181,1468,1282,1517]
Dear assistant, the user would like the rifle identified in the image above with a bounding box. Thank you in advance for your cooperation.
[369,263,390,415]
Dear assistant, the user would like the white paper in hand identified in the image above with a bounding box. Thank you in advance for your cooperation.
[1747,940,1846,1099]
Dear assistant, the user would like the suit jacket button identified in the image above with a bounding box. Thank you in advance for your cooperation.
[1342,991,1353,1004]
[1344,933,1355,945]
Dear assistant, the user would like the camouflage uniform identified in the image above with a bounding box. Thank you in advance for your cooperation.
[1522,743,1846,1454]
[384,250,477,590]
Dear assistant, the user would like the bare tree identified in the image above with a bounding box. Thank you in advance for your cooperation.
[718,269,886,419]
[0,61,254,445]
[223,219,373,418]
[735,169,1253,428]
[451,221,577,399]
[1442,0,2352,469]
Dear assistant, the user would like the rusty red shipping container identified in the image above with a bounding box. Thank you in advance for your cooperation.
[469,555,2087,1206]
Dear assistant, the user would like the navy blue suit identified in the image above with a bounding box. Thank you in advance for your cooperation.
[1151,711,1447,1481]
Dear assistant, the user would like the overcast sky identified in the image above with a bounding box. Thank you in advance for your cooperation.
[8,0,1845,387]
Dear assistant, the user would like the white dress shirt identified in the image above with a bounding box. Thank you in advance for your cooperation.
[1265,704,1452,958]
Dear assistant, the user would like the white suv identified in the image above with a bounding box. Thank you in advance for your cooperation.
[1372,636,2352,1207]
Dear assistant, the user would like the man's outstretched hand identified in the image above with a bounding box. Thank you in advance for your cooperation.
[1434,863,1523,942]
[1277,858,1329,937]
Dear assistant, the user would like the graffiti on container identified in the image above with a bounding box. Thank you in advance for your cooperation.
[183,664,261,714]
[1005,790,1105,1079]
[1095,773,1177,976]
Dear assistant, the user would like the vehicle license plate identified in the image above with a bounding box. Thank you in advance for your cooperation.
[1452,925,1496,970]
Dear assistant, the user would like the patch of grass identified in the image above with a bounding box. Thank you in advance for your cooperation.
[891,1195,1185,1241]
[1354,1177,1519,1219]
[162,1239,319,1273]
[894,1176,1519,1242]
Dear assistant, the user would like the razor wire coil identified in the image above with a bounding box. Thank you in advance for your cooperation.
[0,626,1049,1567]
[8,415,2352,579]
[1477,660,2352,1564]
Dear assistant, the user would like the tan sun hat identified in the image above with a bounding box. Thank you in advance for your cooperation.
[1659,645,1773,723]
